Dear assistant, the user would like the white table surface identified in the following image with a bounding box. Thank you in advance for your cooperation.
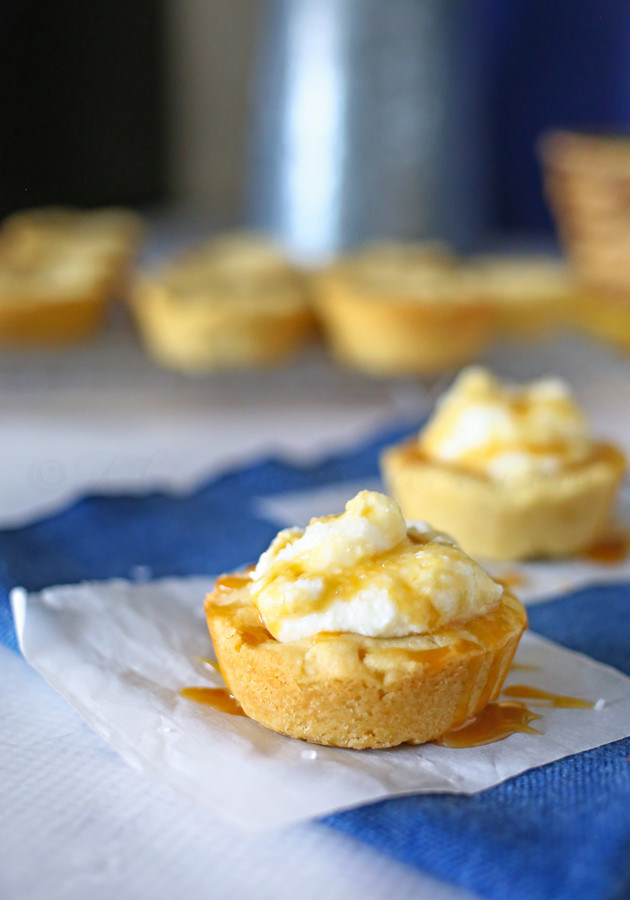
[0,643,474,900]
[1,313,629,900]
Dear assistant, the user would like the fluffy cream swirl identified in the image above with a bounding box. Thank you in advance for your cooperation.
[419,367,591,481]
[250,490,502,642]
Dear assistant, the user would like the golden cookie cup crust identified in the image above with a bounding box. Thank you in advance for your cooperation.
[0,206,143,345]
[381,442,626,562]
[489,299,564,340]
[479,291,571,341]
[0,206,144,277]
[469,255,578,340]
[315,273,496,375]
[204,585,527,749]
[0,287,109,346]
[132,281,314,371]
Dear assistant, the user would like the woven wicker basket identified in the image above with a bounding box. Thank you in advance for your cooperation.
[541,130,630,294]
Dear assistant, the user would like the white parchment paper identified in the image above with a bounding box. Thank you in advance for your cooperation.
[11,577,630,831]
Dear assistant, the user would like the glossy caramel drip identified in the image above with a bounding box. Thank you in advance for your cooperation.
[452,603,523,724]
[373,644,457,670]
[241,625,272,646]
[215,574,251,592]
[455,647,486,727]
[196,656,223,675]
[580,532,630,565]
[400,440,624,481]
[463,602,515,644]
[476,647,509,713]
[434,701,541,748]
[179,686,247,716]
[311,631,343,644]
[503,684,595,709]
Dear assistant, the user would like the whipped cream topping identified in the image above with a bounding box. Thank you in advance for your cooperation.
[419,367,591,481]
[250,490,502,642]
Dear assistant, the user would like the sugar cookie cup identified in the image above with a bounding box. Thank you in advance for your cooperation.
[381,441,625,562]
[205,578,527,749]
[469,254,578,339]
[381,367,626,561]
[0,287,110,345]
[314,242,497,376]
[0,206,144,346]
[132,233,314,371]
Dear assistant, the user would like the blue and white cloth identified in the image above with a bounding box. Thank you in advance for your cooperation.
[1,422,629,900]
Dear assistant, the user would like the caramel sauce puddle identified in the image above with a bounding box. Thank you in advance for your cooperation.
[179,681,594,745]
[434,701,542,748]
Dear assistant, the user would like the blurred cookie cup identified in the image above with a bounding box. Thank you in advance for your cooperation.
[132,232,314,372]
[381,367,625,561]
[314,242,497,376]
[0,206,144,345]
[469,254,578,339]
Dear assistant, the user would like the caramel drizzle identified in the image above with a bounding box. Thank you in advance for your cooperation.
[195,656,223,675]
[503,684,595,709]
[179,686,247,717]
[241,626,272,647]
[408,532,430,546]
[215,574,251,591]
[400,440,624,483]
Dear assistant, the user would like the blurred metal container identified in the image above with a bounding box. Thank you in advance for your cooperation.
[247,0,487,262]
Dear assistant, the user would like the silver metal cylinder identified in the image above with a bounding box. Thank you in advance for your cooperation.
[247,0,487,262]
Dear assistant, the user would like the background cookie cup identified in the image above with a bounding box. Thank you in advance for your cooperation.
[131,234,314,371]
[0,287,111,345]
[132,280,313,371]
[468,254,579,340]
[314,245,497,376]
[381,441,626,561]
[0,206,144,346]
[204,578,527,750]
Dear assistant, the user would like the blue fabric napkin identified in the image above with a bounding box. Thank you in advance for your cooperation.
[1,423,630,900]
